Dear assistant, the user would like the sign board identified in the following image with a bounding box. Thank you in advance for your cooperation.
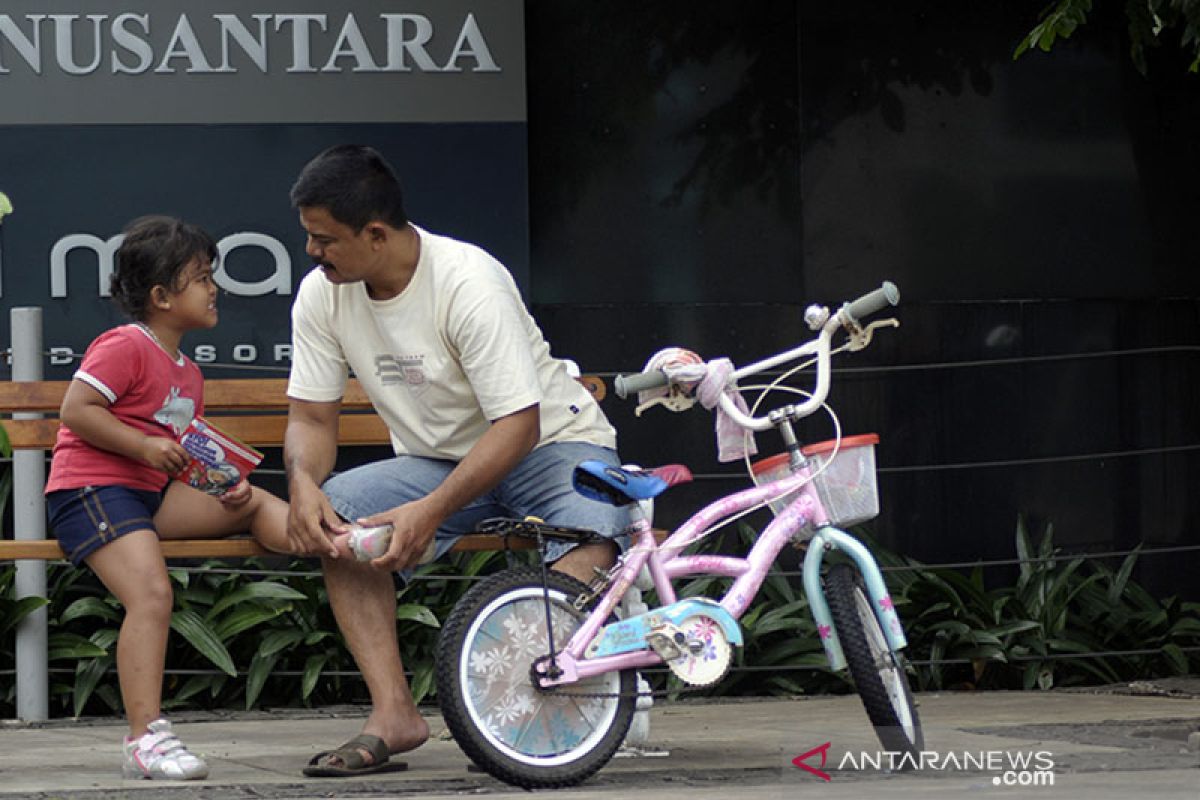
[0,0,528,376]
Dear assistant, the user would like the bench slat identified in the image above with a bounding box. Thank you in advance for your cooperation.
[0,378,375,414]
[0,381,68,413]
[202,379,374,411]
[199,414,392,448]
[0,534,548,561]
[1,376,604,450]
[4,418,60,450]
[3,411,388,450]
[0,375,601,414]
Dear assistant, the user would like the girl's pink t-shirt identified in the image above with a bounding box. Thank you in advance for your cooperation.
[46,324,205,494]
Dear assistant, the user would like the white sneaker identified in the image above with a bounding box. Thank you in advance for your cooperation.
[121,718,209,780]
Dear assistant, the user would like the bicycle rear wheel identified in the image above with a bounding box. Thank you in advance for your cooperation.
[824,563,923,757]
[436,566,636,788]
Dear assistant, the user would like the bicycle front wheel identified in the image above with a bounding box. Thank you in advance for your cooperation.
[435,566,636,788]
[824,563,924,757]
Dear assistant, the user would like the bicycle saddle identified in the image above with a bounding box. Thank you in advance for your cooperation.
[572,461,692,506]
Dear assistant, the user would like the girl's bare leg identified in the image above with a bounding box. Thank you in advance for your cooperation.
[154,481,293,553]
[85,531,173,736]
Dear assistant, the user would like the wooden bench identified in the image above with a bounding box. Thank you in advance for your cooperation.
[1,373,668,734]
[0,375,612,562]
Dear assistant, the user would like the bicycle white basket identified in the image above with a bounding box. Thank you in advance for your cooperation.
[803,433,880,527]
[752,434,881,526]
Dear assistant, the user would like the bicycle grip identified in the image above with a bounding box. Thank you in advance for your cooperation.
[614,370,669,399]
[845,281,900,323]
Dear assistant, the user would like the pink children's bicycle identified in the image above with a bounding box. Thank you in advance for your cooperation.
[435,282,921,788]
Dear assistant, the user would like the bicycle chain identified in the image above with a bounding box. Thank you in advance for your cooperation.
[533,661,732,700]
[520,581,733,700]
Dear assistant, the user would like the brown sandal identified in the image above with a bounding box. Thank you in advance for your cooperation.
[302,734,409,777]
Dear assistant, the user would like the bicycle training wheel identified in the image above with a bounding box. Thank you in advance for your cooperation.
[824,563,924,757]
[435,566,637,788]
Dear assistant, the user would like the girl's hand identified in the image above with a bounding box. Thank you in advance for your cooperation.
[219,480,253,508]
[140,437,189,474]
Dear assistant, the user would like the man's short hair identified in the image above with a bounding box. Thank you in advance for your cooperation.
[289,144,408,231]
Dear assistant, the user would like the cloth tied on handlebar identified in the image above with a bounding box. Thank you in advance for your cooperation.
[696,358,758,463]
[634,347,707,416]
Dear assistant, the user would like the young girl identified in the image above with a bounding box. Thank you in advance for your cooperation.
[45,216,294,781]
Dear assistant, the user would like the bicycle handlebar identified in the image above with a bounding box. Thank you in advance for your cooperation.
[845,281,900,324]
[613,369,669,399]
[613,281,900,420]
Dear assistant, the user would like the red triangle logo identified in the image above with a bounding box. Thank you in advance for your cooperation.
[791,741,832,781]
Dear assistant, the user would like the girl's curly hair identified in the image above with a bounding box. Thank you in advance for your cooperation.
[110,216,218,320]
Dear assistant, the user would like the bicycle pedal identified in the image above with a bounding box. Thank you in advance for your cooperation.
[574,581,608,611]
[645,632,682,661]
[574,565,619,610]
[645,621,688,662]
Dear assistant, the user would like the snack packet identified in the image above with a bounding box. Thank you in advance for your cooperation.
[175,417,263,496]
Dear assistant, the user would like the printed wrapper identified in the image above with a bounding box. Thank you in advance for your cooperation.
[347,524,438,564]
[174,417,263,496]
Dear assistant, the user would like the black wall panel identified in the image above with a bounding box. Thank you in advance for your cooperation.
[524,1,1200,598]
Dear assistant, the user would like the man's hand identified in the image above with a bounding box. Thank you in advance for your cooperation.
[346,404,539,571]
[284,397,344,559]
[357,498,441,571]
[140,437,189,474]
[286,474,343,559]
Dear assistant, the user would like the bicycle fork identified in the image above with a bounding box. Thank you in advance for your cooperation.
[802,527,908,670]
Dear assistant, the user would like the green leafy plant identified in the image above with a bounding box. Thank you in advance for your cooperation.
[0,569,51,709]
[891,516,1200,691]
[5,512,1197,718]
[1,540,519,719]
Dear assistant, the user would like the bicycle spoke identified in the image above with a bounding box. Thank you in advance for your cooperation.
[469,685,515,720]
[853,587,917,739]
[442,569,636,783]
[565,694,601,735]
[475,622,508,646]
[511,701,544,753]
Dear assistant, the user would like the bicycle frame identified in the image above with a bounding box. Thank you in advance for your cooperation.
[535,456,907,688]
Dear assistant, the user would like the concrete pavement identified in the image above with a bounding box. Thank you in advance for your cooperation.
[0,686,1196,799]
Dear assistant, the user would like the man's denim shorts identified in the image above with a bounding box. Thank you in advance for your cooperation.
[322,441,634,570]
[46,486,163,566]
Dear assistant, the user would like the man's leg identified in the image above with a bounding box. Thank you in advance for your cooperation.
[322,556,429,759]
[315,456,498,767]
[553,540,619,584]
[497,442,632,580]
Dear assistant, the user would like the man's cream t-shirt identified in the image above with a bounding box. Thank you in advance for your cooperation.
[287,226,616,460]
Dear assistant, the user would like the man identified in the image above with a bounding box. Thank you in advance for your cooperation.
[283,145,630,776]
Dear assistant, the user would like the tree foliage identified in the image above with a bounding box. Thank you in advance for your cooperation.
[1016,0,1200,73]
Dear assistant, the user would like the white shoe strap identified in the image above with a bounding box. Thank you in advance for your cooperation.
[142,731,186,756]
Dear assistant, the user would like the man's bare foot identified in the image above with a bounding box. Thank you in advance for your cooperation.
[379,715,431,755]
[316,715,429,770]
[360,712,430,762]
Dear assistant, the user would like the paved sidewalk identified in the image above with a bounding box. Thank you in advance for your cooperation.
[0,688,1196,799]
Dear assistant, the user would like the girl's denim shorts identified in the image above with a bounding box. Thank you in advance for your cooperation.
[46,486,163,566]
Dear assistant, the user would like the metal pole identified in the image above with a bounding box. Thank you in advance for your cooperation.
[11,307,48,721]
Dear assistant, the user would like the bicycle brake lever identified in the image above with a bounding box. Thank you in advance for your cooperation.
[845,318,900,351]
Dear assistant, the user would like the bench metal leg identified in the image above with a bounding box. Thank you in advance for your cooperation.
[12,307,48,722]
[14,451,48,722]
